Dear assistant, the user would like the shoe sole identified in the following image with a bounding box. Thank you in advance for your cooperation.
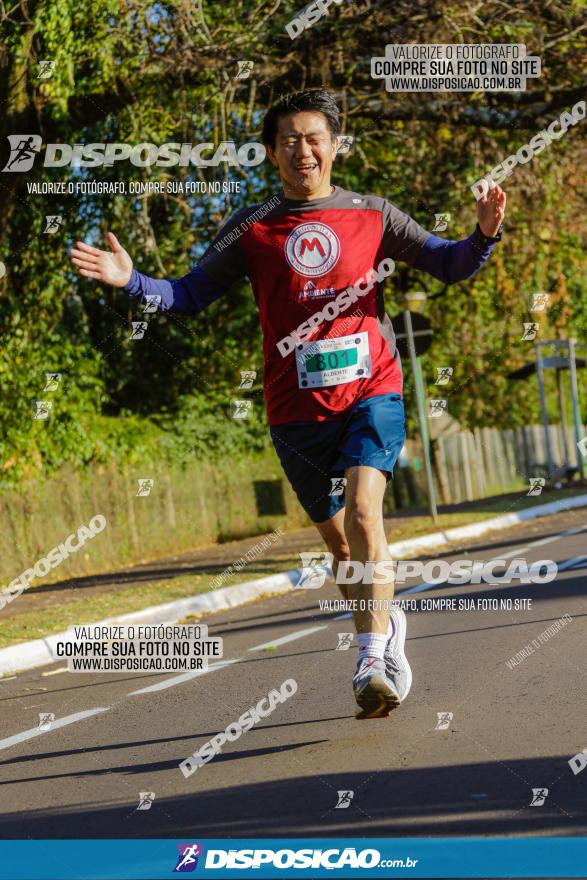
[391,604,413,702]
[354,674,401,720]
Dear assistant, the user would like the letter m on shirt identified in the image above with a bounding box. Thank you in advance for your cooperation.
[299,237,326,258]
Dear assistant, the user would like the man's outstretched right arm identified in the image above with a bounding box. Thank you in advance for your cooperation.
[123,265,226,315]
[70,214,248,315]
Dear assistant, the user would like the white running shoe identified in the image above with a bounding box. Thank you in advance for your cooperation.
[383,603,413,702]
[352,655,400,720]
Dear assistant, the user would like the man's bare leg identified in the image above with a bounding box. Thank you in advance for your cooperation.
[314,507,351,600]
[314,472,394,622]
[314,468,411,718]
[343,465,394,635]
[344,465,410,718]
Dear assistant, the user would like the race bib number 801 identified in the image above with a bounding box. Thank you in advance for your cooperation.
[296,332,372,388]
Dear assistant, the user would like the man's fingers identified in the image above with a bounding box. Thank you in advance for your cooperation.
[107,231,122,253]
[485,186,506,215]
[79,268,102,280]
[75,241,102,256]
[71,256,98,269]
[70,248,99,263]
[475,180,489,201]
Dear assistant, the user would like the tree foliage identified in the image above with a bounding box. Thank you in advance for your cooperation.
[0,0,585,485]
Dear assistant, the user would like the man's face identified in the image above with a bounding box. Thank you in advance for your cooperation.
[266,111,338,199]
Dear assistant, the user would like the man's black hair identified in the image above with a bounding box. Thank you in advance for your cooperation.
[262,89,341,149]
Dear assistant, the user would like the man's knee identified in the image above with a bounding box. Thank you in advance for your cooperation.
[345,503,382,544]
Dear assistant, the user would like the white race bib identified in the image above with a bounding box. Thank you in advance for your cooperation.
[296,332,372,389]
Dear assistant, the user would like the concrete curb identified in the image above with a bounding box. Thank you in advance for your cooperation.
[1,492,586,677]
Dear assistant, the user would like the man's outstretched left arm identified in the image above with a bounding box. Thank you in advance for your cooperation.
[412,222,503,284]
[382,181,507,283]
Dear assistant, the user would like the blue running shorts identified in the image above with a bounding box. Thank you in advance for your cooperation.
[269,392,406,523]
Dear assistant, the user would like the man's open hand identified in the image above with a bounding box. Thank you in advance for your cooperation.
[70,232,133,287]
[476,182,507,237]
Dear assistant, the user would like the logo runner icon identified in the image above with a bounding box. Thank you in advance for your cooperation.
[529,787,549,806]
[2,135,42,172]
[297,552,333,589]
[173,843,204,872]
[285,222,340,277]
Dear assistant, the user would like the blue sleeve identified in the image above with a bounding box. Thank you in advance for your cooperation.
[412,227,499,284]
[123,265,225,315]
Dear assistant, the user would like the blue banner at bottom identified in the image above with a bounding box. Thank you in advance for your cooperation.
[0,838,585,879]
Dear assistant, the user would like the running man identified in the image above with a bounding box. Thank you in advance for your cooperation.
[70,89,506,719]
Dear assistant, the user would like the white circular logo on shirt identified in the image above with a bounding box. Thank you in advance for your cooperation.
[285,222,341,278]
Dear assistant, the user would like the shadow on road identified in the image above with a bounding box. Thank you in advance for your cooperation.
[0,755,583,838]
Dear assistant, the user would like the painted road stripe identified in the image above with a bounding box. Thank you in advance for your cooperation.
[127,658,241,696]
[399,523,587,596]
[471,522,587,562]
[248,626,327,652]
[0,707,110,752]
[558,555,587,572]
[131,626,328,694]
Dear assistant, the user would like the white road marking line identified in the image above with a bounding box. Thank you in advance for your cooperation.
[248,625,327,652]
[399,522,587,596]
[0,707,110,752]
[333,612,353,620]
[560,522,587,536]
[558,555,587,572]
[130,625,328,694]
[127,659,240,696]
[500,546,528,558]
[490,522,587,560]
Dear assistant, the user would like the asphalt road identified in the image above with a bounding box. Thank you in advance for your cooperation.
[0,507,586,840]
